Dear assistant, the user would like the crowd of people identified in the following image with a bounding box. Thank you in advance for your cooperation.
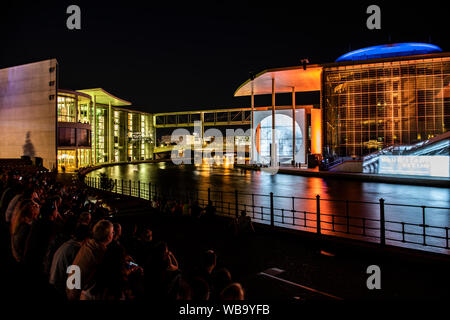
[0,167,251,301]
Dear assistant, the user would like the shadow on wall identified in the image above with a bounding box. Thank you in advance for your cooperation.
[23,131,36,158]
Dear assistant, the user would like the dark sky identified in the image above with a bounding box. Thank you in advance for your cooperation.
[1,1,449,113]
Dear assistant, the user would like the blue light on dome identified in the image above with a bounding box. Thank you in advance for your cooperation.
[336,43,443,62]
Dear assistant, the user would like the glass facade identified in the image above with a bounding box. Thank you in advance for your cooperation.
[323,57,450,157]
[57,149,76,172]
[57,96,76,122]
[91,107,153,164]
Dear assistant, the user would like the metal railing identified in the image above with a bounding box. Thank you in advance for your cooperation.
[84,176,450,253]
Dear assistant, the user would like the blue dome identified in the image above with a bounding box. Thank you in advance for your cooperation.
[336,43,443,62]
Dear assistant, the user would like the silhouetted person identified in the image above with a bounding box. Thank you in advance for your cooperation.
[235,210,255,236]
[191,201,202,219]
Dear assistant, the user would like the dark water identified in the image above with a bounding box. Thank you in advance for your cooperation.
[87,162,450,253]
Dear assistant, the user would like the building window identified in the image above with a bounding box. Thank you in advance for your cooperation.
[58,128,76,146]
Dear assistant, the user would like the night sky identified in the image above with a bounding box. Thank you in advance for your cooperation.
[1,1,449,112]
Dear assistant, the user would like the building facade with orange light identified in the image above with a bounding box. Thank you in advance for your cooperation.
[235,43,450,166]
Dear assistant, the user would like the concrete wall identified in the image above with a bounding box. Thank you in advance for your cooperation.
[0,59,58,170]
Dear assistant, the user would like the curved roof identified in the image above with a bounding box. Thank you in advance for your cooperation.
[234,65,322,97]
[336,43,443,62]
[58,89,92,100]
[76,88,131,106]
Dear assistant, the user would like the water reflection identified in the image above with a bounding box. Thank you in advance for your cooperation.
[88,162,449,229]
[90,162,449,207]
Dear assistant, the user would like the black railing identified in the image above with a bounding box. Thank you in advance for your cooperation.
[84,176,450,253]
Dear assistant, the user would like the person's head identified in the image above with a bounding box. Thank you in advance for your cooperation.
[113,223,122,241]
[11,200,39,234]
[220,282,245,300]
[150,241,171,269]
[212,267,232,296]
[240,210,247,217]
[92,219,114,246]
[202,250,217,273]
[142,228,152,242]
[40,199,58,221]
[22,188,34,201]
[73,224,90,242]
[191,277,210,300]
[78,212,91,225]
[175,277,192,300]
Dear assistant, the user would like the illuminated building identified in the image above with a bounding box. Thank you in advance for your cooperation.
[235,43,450,169]
[324,43,449,157]
[56,88,154,172]
[1,43,449,176]
[0,59,154,172]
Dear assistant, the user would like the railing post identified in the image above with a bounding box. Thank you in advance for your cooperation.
[235,190,239,218]
[129,180,131,196]
[401,222,405,242]
[379,198,385,246]
[138,180,141,199]
[121,179,124,195]
[304,211,307,227]
[208,188,211,202]
[291,197,295,226]
[446,227,449,249]
[115,179,117,193]
[346,200,350,234]
[422,206,426,246]
[316,194,321,235]
[221,190,223,214]
[252,193,255,218]
[362,218,366,236]
[270,192,274,228]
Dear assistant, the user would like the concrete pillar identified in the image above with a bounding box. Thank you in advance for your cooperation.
[292,86,296,165]
[93,96,97,164]
[108,101,112,163]
[75,95,78,123]
[271,78,276,166]
[251,82,254,164]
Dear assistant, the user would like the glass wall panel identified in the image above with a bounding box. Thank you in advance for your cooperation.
[58,127,76,146]
[58,96,76,122]
[57,149,76,172]
[324,57,450,157]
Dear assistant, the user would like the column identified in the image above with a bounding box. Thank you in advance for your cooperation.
[271,78,276,166]
[251,82,254,164]
[292,86,296,165]
[93,96,97,164]
[108,101,112,163]
[88,101,92,165]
